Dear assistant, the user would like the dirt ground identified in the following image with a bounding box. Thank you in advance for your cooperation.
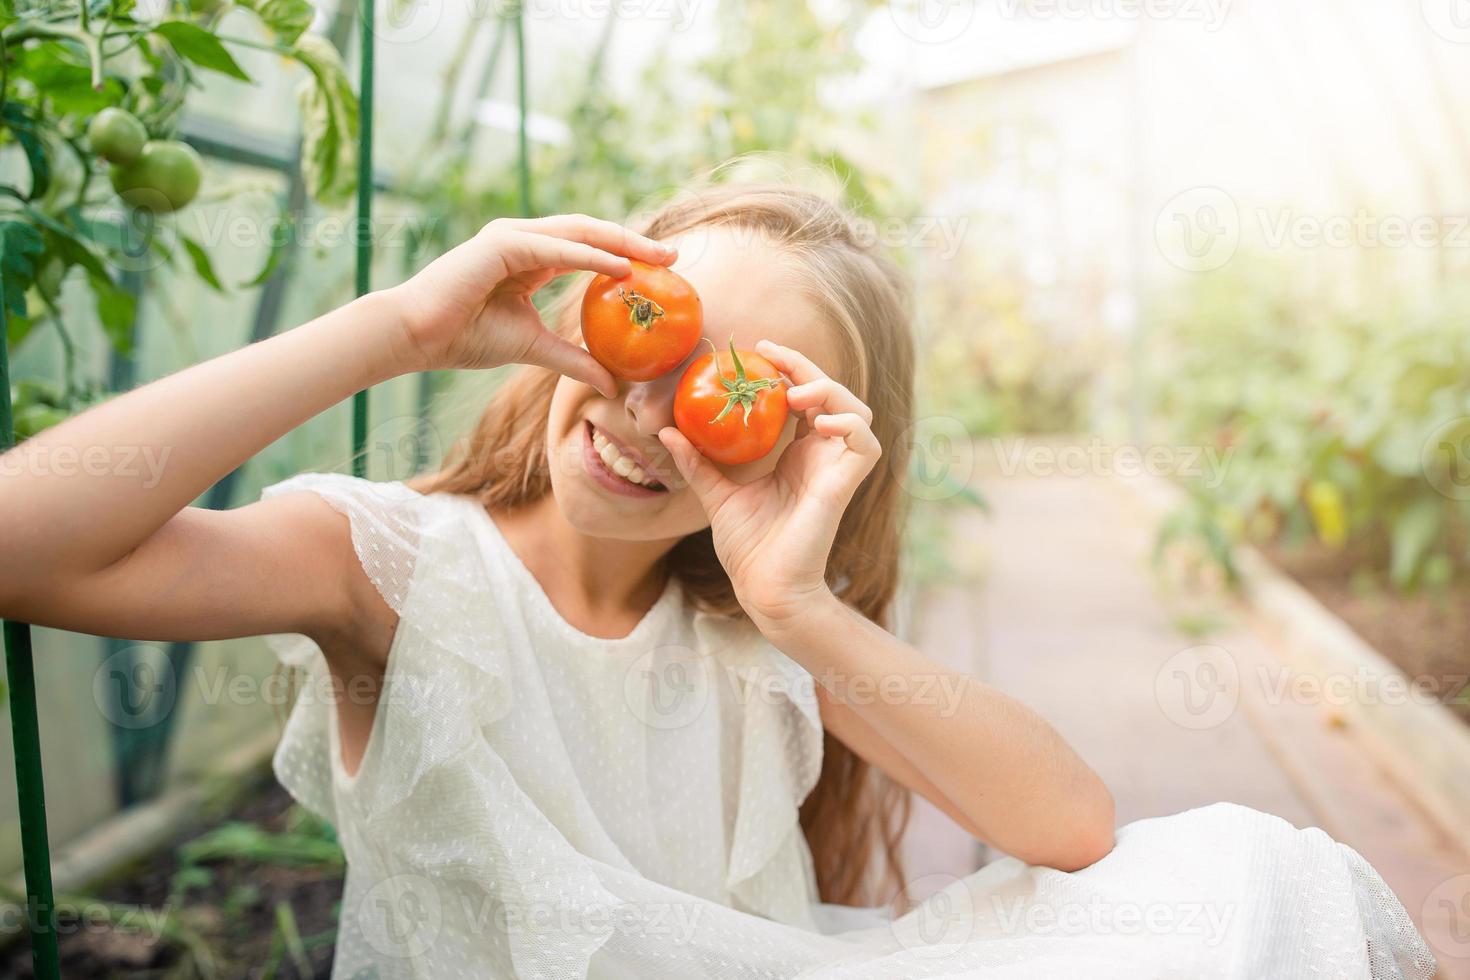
[0,778,342,980]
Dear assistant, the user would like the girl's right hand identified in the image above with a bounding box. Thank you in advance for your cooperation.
[385,214,676,396]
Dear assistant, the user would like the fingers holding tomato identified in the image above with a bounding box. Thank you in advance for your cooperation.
[673,339,790,466]
[581,260,703,382]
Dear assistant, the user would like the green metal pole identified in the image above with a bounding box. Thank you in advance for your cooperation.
[352,0,376,477]
[0,263,60,977]
[512,2,532,216]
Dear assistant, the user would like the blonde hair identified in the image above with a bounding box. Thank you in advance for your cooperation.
[418,179,916,906]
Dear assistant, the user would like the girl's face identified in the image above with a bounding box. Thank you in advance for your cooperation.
[546,225,843,542]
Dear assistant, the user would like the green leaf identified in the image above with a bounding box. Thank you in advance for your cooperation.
[7,314,33,348]
[152,20,253,82]
[87,272,138,354]
[180,235,224,292]
[12,43,124,114]
[1,103,51,201]
[237,0,313,45]
[1388,498,1442,589]
[240,215,293,287]
[290,33,359,207]
[0,219,45,318]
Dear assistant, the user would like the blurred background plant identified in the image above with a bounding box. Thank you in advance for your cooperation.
[1149,256,1470,595]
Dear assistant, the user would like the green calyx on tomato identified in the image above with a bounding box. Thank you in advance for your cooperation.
[619,287,665,331]
[87,108,148,166]
[705,337,781,425]
[109,140,204,213]
[673,338,788,465]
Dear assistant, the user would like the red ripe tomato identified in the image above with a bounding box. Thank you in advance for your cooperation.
[674,339,789,465]
[580,260,702,382]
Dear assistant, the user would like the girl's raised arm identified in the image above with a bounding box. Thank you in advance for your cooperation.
[0,216,673,653]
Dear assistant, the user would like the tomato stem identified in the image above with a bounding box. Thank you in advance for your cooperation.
[619,287,665,331]
[706,337,780,426]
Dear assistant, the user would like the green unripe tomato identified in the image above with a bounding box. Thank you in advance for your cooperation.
[36,257,65,299]
[87,108,148,166]
[109,140,203,213]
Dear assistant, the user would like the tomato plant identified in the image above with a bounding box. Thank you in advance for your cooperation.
[580,259,702,381]
[1150,258,1470,592]
[108,139,202,212]
[86,106,146,164]
[673,338,788,465]
[0,0,358,435]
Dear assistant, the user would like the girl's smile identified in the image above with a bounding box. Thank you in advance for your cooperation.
[581,419,668,496]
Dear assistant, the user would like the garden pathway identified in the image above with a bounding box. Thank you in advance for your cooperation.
[901,444,1470,978]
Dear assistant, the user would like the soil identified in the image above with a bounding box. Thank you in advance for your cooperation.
[1263,540,1470,724]
[0,777,344,980]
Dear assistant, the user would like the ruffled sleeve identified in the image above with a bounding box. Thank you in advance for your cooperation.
[258,472,441,826]
[692,610,826,928]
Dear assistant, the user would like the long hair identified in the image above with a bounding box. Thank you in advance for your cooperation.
[417,177,917,906]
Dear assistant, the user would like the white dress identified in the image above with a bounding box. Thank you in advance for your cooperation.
[261,473,1437,980]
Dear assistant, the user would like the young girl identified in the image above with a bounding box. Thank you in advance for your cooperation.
[0,183,1434,979]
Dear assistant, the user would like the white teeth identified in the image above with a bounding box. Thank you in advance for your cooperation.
[589,425,661,489]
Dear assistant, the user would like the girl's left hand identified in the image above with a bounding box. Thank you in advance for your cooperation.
[657,340,880,637]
